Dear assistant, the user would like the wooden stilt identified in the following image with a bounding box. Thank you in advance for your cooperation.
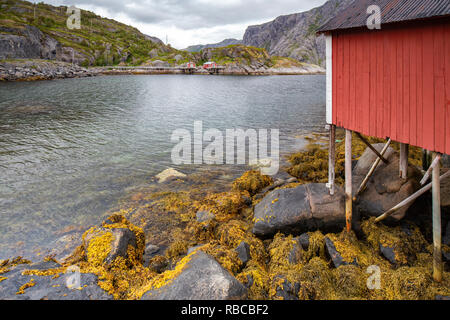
[345,130,352,232]
[328,125,336,195]
[375,169,450,223]
[399,143,409,179]
[355,132,389,164]
[432,152,442,282]
[356,139,392,198]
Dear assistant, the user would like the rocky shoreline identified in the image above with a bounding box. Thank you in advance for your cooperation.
[0,60,98,81]
[1,137,449,300]
[0,59,324,82]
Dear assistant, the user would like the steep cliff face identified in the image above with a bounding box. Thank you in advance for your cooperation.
[243,0,354,66]
[0,0,171,66]
[0,24,60,60]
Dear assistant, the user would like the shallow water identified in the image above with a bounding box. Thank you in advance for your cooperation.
[0,74,325,259]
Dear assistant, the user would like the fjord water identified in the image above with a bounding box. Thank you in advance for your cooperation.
[0,74,325,259]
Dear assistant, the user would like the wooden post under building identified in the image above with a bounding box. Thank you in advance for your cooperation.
[328,125,336,196]
[400,143,409,179]
[432,152,442,282]
[345,130,352,233]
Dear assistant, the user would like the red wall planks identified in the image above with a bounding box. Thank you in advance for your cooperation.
[332,19,450,155]
[446,24,450,154]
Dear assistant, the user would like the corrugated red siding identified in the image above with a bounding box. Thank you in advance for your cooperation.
[332,19,450,155]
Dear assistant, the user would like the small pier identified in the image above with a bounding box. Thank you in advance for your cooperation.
[100,65,225,75]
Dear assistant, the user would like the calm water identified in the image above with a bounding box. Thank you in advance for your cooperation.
[0,74,325,259]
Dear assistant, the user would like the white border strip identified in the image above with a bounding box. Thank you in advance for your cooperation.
[326,34,333,125]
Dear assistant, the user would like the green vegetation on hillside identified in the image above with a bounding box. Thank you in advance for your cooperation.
[0,0,179,66]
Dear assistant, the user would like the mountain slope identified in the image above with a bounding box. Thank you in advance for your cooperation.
[243,0,354,66]
[185,39,243,53]
[0,0,173,66]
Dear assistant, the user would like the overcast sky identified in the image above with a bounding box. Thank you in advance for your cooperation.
[37,0,327,49]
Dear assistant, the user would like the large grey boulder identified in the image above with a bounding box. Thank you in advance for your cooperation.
[141,251,247,300]
[0,261,112,300]
[253,183,345,237]
[353,144,421,221]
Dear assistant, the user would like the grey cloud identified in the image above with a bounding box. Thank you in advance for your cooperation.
[44,0,325,29]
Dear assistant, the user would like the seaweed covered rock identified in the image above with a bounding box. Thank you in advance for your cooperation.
[198,191,246,221]
[325,237,358,268]
[253,183,345,237]
[0,260,112,300]
[362,219,428,266]
[232,170,273,196]
[271,275,300,300]
[353,144,421,221]
[324,231,386,269]
[81,215,145,268]
[141,251,247,300]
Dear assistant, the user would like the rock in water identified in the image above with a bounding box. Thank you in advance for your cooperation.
[141,251,247,300]
[155,168,187,183]
[353,144,421,221]
[253,183,345,237]
[0,261,112,300]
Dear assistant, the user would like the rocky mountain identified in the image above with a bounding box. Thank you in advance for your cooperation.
[185,38,243,52]
[0,0,174,66]
[243,0,354,66]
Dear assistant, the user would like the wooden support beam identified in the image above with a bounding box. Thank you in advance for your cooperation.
[355,132,389,164]
[399,143,409,179]
[328,125,336,195]
[355,139,392,198]
[345,129,352,232]
[432,152,442,282]
[420,153,441,186]
[375,169,450,223]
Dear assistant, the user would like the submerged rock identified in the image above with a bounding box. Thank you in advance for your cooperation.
[353,144,421,221]
[155,168,187,183]
[0,261,112,300]
[141,251,247,300]
[253,183,345,237]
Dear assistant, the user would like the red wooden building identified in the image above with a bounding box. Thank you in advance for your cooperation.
[186,62,196,68]
[318,0,450,282]
[203,61,218,69]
